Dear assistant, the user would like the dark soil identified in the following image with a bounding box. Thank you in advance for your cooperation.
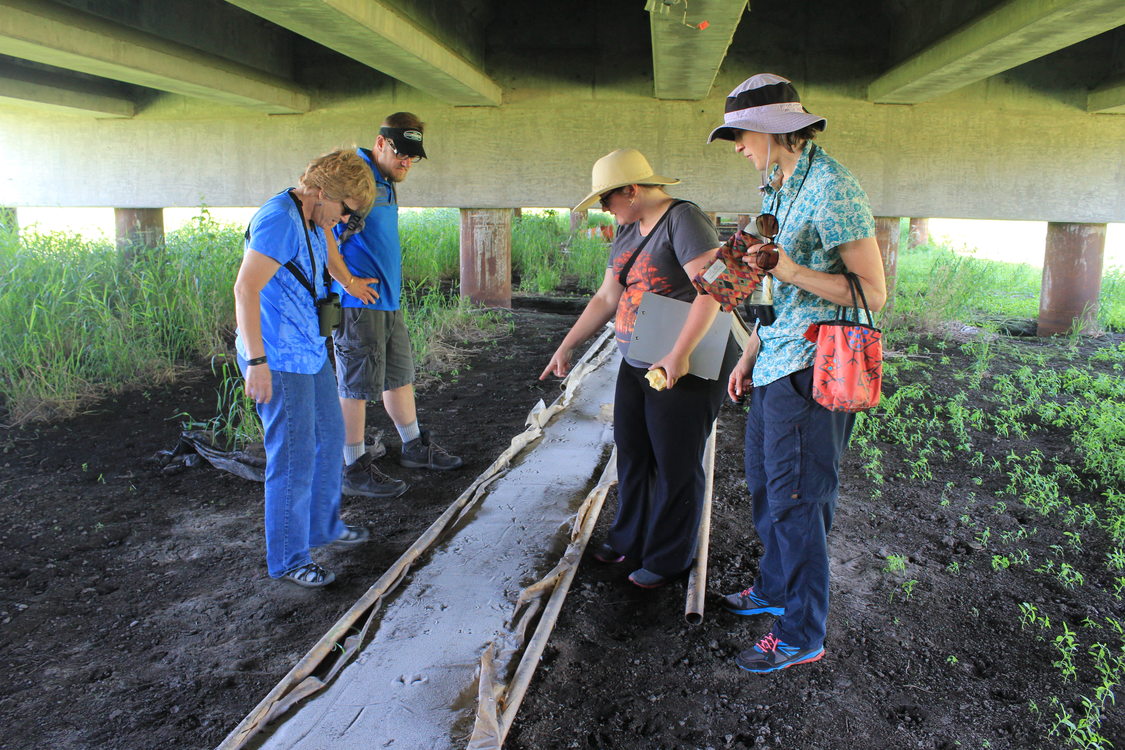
[1,309,1122,750]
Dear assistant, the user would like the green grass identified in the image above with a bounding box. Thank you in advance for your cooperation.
[7,211,1120,427]
[884,243,1125,336]
[852,334,1125,749]
[512,211,609,293]
[401,283,512,376]
[883,243,1041,334]
[0,208,515,425]
[400,208,461,284]
[0,210,243,423]
[179,286,512,450]
[399,209,609,293]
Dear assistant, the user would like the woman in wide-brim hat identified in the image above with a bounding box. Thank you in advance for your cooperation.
[541,148,738,589]
[706,73,887,674]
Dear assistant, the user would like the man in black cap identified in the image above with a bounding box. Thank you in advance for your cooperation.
[333,112,463,500]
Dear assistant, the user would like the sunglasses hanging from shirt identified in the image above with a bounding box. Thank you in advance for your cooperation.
[693,144,817,319]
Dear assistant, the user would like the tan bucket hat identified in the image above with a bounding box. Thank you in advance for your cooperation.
[574,148,680,211]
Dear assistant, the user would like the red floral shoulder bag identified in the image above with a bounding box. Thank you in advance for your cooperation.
[803,272,883,412]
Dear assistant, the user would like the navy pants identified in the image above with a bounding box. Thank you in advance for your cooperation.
[610,342,736,577]
[745,367,854,650]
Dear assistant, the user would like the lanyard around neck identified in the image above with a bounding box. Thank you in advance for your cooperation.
[770,143,817,241]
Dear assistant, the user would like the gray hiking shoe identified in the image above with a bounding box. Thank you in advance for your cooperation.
[342,453,408,498]
[400,430,463,471]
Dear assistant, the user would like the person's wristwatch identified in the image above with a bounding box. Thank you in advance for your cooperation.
[246,355,268,366]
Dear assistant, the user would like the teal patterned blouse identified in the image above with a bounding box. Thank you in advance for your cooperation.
[754,142,875,387]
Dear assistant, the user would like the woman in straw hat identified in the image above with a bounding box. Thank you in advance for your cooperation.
[706,73,887,673]
[540,148,738,588]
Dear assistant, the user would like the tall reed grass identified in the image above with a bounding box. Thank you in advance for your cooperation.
[0,209,514,429]
[400,208,461,283]
[0,211,243,423]
[881,243,1125,337]
[399,209,609,293]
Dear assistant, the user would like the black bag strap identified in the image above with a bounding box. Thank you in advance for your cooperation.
[617,199,689,287]
[243,190,328,305]
[838,271,876,327]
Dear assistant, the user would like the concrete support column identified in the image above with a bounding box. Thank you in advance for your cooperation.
[875,216,900,313]
[908,217,929,248]
[1037,222,1106,337]
[737,214,751,232]
[114,208,164,254]
[570,209,587,234]
[0,207,16,235]
[460,208,512,308]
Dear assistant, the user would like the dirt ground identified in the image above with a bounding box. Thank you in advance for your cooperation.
[1,308,1121,750]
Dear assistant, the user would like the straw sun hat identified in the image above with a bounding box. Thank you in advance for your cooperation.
[574,148,680,211]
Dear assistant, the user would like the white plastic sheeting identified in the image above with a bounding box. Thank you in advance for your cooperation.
[223,330,620,750]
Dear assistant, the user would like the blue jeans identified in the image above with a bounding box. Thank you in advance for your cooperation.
[240,356,346,577]
[744,367,854,650]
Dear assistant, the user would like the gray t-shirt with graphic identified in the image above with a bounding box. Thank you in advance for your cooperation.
[608,201,719,364]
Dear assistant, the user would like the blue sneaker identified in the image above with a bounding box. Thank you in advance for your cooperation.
[721,585,785,616]
[736,633,824,673]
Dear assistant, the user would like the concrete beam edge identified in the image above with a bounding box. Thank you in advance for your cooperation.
[868,0,1125,104]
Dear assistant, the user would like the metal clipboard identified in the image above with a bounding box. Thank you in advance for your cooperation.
[627,292,732,380]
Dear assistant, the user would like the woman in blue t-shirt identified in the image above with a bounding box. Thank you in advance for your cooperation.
[542,148,738,589]
[234,149,376,587]
[706,74,887,673]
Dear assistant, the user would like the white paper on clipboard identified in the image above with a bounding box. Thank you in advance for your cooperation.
[628,292,732,380]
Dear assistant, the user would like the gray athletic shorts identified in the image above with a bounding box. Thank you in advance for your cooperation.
[334,308,415,401]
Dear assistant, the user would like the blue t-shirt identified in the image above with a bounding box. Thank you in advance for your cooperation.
[333,148,402,311]
[754,142,876,387]
[235,190,329,375]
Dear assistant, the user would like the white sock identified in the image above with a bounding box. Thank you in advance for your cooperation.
[397,421,421,444]
[343,442,365,465]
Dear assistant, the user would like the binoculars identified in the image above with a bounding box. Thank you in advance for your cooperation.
[317,292,342,337]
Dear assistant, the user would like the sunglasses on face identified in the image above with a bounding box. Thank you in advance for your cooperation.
[599,187,623,210]
[340,201,357,217]
[385,142,421,164]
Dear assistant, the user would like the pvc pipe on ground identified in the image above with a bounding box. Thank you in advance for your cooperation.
[684,421,718,625]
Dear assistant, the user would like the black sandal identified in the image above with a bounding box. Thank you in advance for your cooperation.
[281,561,335,588]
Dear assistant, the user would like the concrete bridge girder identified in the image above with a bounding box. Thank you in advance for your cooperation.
[224,0,501,107]
[0,61,134,117]
[650,0,748,101]
[0,0,1120,222]
[868,0,1125,105]
[1088,74,1125,114]
[0,0,310,113]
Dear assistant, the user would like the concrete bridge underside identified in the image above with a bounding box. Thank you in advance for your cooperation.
[0,0,1121,223]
